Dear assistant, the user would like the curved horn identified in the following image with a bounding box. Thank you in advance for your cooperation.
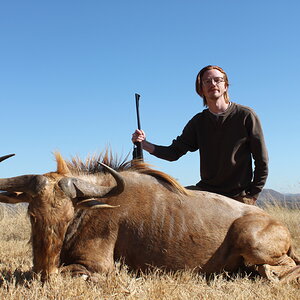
[98,162,125,197]
[58,178,115,198]
[76,198,120,209]
[58,163,125,199]
[0,154,15,163]
[0,175,48,195]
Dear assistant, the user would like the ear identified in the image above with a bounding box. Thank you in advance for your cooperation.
[54,152,70,175]
[0,191,32,204]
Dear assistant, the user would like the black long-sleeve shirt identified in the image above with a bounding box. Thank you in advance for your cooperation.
[152,102,268,198]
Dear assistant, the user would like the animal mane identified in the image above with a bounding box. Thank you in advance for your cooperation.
[130,159,191,196]
[54,150,190,196]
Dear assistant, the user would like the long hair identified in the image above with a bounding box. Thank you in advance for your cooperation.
[195,65,230,106]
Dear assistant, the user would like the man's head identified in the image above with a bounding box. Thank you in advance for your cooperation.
[195,65,230,106]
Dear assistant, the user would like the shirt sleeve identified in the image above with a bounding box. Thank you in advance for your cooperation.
[246,111,269,198]
[151,117,199,162]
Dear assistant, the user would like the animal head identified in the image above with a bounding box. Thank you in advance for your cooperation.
[0,152,125,279]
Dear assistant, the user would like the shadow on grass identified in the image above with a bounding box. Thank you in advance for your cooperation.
[204,268,261,284]
[0,268,35,287]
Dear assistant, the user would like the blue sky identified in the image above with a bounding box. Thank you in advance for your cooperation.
[1,0,300,194]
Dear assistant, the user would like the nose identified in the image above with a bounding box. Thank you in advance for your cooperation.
[210,79,217,86]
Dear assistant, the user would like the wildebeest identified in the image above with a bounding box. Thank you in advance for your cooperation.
[0,152,300,283]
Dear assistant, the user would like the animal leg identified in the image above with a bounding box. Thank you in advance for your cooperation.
[254,254,297,282]
[279,265,300,283]
[228,213,300,283]
[60,264,95,281]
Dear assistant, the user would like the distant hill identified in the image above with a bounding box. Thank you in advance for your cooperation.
[257,189,300,208]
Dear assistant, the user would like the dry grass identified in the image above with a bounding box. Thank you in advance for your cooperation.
[0,202,299,299]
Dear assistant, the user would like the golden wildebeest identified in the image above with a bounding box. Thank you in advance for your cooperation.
[0,152,300,282]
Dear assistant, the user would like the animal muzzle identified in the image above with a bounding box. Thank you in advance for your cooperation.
[0,153,46,195]
[0,175,48,195]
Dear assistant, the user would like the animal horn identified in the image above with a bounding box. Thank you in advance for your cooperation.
[76,198,120,209]
[97,162,125,197]
[0,154,15,163]
[58,163,125,199]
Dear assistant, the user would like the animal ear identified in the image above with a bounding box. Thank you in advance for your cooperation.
[76,198,120,209]
[54,152,70,175]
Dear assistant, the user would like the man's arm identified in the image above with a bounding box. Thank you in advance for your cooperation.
[247,111,269,198]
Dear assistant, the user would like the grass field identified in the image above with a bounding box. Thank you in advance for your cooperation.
[0,203,299,300]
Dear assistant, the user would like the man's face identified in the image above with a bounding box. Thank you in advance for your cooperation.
[201,69,227,101]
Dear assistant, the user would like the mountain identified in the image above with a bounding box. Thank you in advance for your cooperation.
[257,189,300,208]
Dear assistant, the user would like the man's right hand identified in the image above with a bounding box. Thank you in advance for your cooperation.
[132,129,146,143]
[131,129,155,154]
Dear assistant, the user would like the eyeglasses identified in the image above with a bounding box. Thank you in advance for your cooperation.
[202,77,225,86]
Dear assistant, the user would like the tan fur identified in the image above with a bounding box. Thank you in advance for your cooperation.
[130,159,191,196]
[54,152,70,175]
[1,151,299,283]
[63,151,190,196]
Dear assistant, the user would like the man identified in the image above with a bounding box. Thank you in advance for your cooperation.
[132,65,268,204]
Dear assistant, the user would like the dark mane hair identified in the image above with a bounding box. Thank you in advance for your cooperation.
[55,150,190,196]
